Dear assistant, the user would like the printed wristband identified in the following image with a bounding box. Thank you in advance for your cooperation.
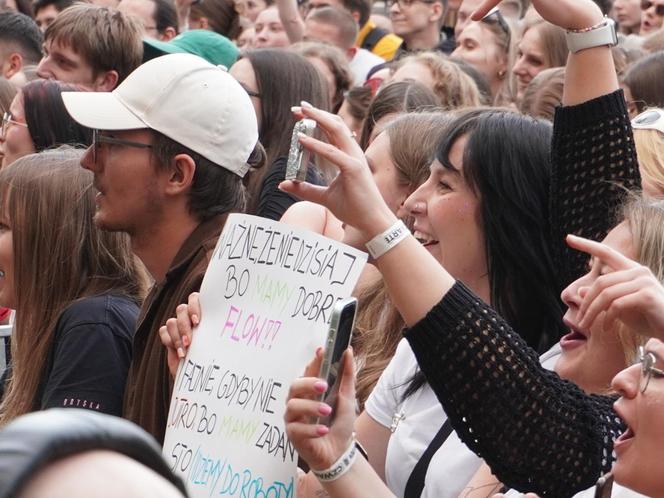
[311,439,358,482]
[365,220,410,260]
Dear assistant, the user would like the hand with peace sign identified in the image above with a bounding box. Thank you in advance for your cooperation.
[567,233,664,341]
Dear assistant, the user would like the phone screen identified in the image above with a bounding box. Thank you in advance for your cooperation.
[317,298,357,425]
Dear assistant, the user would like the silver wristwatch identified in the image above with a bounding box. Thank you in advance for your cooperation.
[565,17,618,54]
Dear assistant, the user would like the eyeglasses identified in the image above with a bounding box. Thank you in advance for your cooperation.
[481,7,511,47]
[385,0,437,9]
[1,112,28,138]
[631,108,664,134]
[637,346,664,393]
[92,129,153,163]
[641,0,664,15]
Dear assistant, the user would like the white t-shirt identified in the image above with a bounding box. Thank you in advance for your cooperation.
[365,339,561,498]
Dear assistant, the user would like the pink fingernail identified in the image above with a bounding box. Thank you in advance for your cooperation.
[318,403,332,416]
[317,425,329,436]
[313,381,328,393]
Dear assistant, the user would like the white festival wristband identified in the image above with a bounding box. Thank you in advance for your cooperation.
[365,220,411,260]
[311,439,358,482]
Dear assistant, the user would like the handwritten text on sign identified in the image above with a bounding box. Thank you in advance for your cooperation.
[163,214,367,498]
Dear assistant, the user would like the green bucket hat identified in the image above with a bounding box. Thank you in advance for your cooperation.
[143,29,239,69]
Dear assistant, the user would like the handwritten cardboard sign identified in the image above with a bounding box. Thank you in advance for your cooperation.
[163,214,367,498]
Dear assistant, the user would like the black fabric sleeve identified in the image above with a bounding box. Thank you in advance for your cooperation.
[256,157,324,221]
[550,90,641,288]
[40,300,134,416]
[404,282,624,497]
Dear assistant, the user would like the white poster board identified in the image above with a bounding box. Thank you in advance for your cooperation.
[163,214,367,498]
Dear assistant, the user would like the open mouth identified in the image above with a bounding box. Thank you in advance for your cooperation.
[614,426,635,453]
[559,326,588,349]
[413,231,440,249]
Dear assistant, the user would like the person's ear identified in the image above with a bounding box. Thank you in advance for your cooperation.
[93,70,119,92]
[351,9,361,24]
[160,26,178,41]
[199,16,210,29]
[429,1,443,22]
[165,153,196,196]
[346,47,357,59]
[3,52,23,79]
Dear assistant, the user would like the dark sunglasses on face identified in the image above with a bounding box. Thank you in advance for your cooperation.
[642,0,664,16]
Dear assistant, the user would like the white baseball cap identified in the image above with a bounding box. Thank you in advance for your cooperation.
[62,53,259,177]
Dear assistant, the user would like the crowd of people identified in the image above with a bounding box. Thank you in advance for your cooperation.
[1,0,664,496]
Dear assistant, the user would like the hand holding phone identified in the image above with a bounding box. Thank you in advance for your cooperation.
[316,297,357,425]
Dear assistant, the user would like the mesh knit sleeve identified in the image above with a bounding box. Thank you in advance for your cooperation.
[550,90,641,287]
[404,282,624,497]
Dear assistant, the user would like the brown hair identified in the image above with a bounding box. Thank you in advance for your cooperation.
[359,80,439,149]
[394,53,482,110]
[0,148,148,423]
[623,52,664,115]
[354,112,455,407]
[520,17,567,69]
[44,3,143,84]
[519,66,565,121]
[292,41,353,112]
[0,78,16,115]
[306,6,358,49]
[190,0,241,39]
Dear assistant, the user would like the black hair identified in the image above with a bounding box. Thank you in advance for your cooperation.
[33,0,75,15]
[151,131,266,221]
[152,0,179,35]
[0,11,42,64]
[404,109,564,398]
[22,79,92,151]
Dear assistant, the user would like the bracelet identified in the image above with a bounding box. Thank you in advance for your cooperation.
[311,439,358,482]
[365,220,410,260]
[567,16,608,33]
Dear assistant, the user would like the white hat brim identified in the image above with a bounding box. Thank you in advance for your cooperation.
[61,91,147,131]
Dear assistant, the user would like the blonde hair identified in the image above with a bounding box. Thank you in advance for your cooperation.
[634,127,664,197]
[395,53,482,110]
[617,197,664,364]
[44,3,143,84]
[0,148,148,424]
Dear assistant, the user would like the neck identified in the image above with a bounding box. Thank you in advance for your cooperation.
[465,272,491,306]
[131,210,200,283]
[403,25,441,51]
[489,77,504,99]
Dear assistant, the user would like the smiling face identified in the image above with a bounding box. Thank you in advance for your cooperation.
[557,222,636,393]
[611,338,664,497]
[402,135,487,292]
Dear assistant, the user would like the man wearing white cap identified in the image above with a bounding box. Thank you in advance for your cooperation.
[62,53,264,444]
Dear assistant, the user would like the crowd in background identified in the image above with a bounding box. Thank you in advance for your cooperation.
[1,0,664,496]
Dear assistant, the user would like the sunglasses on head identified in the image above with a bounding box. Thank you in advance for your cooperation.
[631,108,664,134]
[642,0,664,16]
[481,7,511,46]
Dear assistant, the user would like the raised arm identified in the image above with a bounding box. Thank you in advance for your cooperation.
[276,0,305,43]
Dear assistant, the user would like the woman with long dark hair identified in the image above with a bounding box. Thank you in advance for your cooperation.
[229,49,329,220]
[0,79,91,168]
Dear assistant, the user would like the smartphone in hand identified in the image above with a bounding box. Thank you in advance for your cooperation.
[316,297,357,425]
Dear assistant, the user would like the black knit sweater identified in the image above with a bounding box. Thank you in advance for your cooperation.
[404,90,640,497]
